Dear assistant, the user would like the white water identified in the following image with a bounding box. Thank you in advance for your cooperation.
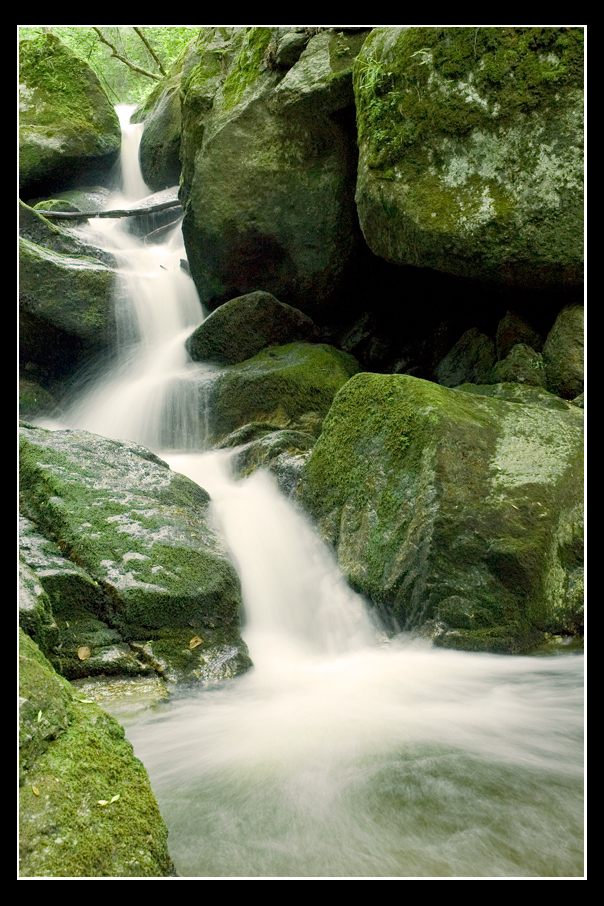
[54,108,584,878]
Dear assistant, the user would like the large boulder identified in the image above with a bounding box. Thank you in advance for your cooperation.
[19,34,121,200]
[19,236,117,385]
[297,372,584,652]
[186,291,319,365]
[202,342,360,445]
[353,27,584,290]
[180,27,370,319]
[19,424,250,684]
[19,628,175,877]
[133,40,193,192]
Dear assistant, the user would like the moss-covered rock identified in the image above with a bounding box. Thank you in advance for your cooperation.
[354,27,584,290]
[19,424,249,683]
[186,291,319,365]
[495,310,543,359]
[297,372,584,652]
[542,303,584,398]
[180,27,367,319]
[216,423,317,495]
[133,41,192,192]
[434,327,496,387]
[490,343,547,387]
[19,629,175,877]
[203,342,360,445]
[19,235,117,385]
[19,34,121,200]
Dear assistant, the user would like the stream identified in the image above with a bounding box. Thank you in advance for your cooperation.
[43,107,584,878]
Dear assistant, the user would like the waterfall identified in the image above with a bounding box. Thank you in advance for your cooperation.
[53,108,584,879]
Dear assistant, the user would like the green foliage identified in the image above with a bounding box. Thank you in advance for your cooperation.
[19,26,201,103]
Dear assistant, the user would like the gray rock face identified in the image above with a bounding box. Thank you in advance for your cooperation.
[353,27,584,291]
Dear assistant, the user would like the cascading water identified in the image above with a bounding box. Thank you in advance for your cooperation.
[53,108,583,878]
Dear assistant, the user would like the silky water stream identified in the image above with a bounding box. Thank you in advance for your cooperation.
[49,108,584,878]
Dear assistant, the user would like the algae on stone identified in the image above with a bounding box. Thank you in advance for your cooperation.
[18,424,250,683]
[298,372,584,651]
[353,27,584,289]
[19,629,175,878]
[203,342,360,445]
[19,33,121,199]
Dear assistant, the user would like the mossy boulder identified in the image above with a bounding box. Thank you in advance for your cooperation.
[202,342,360,445]
[180,27,367,318]
[297,372,584,652]
[19,235,117,384]
[19,628,175,877]
[216,423,317,495]
[490,343,547,387]
[19,34,121,200]
[353,27,584,290]
[186,291,319,365]
[542,304,584,399]
[134,47,190,192]
[19,424,249,683]
[434,327,496,387]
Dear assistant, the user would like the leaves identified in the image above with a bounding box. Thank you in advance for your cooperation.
[97,793,120,806]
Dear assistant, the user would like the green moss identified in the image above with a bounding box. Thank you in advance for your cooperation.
[301,372,491,523]
[220,27,273,111]
[298,373,583,651]
[19,426,243,638]
[354,27,584,172]
[206,342,360,444]
[19,700,173,876]
[19,630,174,877]
[19,237,116,340]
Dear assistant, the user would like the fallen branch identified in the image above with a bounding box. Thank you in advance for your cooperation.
[40,200,183,221]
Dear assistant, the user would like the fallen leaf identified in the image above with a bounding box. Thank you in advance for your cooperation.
[97,800,109,806]
[110,794,120,803]
[189,636,203,649]
[32,786,39,796]
[77,646,91,660]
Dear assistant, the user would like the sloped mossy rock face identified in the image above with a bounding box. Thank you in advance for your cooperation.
[19,236,117,383]
[19,424,250,684]
[203,342,360,446]
[19,34,121,200]
[186,291,319,365]
[353,27,584,290]
[180,27,369,319]
[19,629,175,878]
[297,373,584,652]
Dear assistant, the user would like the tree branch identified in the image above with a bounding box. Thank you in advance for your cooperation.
[133,27,167,77]
[93,27,161,81]
[40,200,182,221]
